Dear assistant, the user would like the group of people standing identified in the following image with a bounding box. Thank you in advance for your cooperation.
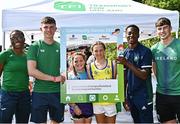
[117,17,180,123]
[0,16,179,124]
[0,16,65,124]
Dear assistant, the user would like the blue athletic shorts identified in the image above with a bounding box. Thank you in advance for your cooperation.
[30,92,65,123]
[128,95,153,123]
[0,90,31,123]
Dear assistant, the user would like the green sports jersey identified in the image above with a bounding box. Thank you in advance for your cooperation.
[151,38,180,95]
[27,40,60,93]
[0,49,29,91]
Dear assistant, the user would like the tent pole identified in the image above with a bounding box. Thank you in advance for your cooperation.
[176,31,178,38]
[2,31,5,51]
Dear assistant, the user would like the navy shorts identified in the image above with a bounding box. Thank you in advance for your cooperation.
[0,90,31,123]
[128,95,153,123]
[30,92,65,123]
[156,92,180,122]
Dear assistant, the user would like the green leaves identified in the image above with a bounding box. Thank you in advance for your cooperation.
[135,0,180,12]
[140,37,160,48]
[105,43,117,60]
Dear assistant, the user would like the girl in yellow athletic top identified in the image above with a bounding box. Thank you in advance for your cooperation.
[87,41,117,124]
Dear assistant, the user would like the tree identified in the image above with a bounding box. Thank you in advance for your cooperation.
[138,0,180,46]
[133,0,180,27]
[141,0,180,12]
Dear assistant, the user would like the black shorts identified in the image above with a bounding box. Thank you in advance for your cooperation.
[156,92,180,122]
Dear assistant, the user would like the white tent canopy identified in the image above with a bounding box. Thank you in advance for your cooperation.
[2,0,179,49]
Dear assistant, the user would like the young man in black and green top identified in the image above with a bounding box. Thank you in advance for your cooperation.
[27,16,65,123]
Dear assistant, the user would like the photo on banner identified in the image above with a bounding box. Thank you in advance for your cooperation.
[60,26,124,103]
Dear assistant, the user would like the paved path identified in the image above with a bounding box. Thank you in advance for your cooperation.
[63,112,133,123]
[13,100,158,123]
[63,104,158,124]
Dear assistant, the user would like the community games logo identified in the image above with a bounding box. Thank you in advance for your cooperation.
[54,1,85,11]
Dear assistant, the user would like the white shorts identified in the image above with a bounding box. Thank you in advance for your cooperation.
[93,104,117,117]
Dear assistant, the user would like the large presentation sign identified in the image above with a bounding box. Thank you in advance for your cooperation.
[60,26,124,103]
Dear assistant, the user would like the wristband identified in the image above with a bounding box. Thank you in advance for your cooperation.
[53,77,56,82]
[72,105,78,109]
